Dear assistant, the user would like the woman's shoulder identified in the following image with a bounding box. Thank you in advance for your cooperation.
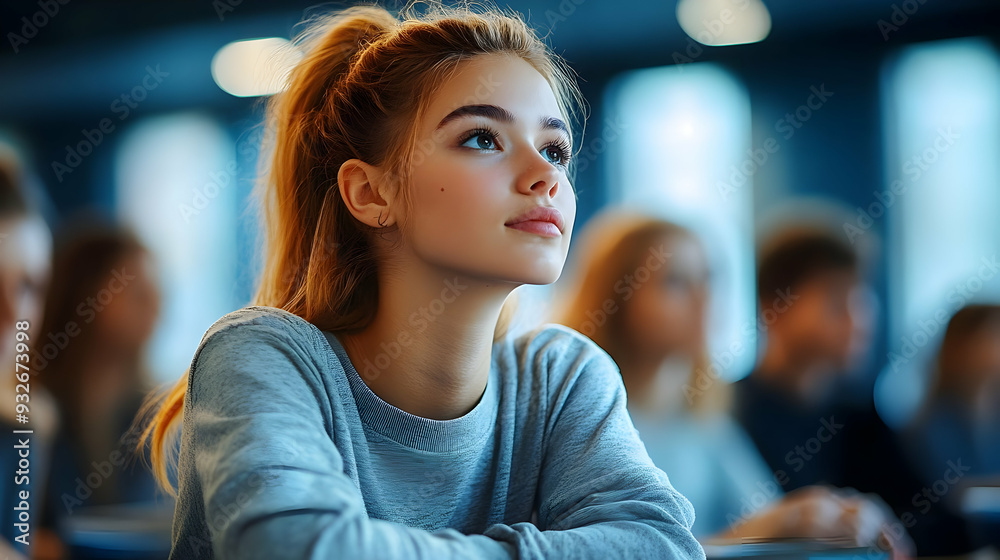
[193,305,327,355]
[187,306,334,393]
[200,305,314,338]
[507,323,614,364]
[500,323,622,395]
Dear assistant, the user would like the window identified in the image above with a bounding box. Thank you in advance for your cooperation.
[115,113,240,383]
[876,37,1000,427]
[603,63,756,381]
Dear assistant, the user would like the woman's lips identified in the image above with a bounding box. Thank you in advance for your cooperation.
[506,220,561,238]
[505,206,565,238]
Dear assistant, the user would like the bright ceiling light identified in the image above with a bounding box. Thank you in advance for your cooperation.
[676,0,771,47]
[211,37,303,97]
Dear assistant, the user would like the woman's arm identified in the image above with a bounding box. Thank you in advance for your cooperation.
[183,319,513,560]
[185,316,702,559]
[480,338,705,558]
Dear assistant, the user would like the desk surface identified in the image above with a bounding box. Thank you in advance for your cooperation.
[702,537,890,559]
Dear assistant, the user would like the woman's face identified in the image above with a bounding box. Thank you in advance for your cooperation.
[400,53,576,285]
[624,234,709,355]
[96,250,161,349]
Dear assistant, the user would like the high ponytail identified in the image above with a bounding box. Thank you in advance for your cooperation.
[136,0,585,496]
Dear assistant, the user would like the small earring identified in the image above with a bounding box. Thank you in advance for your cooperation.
[377,211,387,227]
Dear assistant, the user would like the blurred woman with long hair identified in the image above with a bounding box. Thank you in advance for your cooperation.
[906,304,1000,492]
[38,216,164,535]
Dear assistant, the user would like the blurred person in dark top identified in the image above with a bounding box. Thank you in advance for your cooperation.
[0,149,60,560]
[733,225,974,554]
[36,215,170,554]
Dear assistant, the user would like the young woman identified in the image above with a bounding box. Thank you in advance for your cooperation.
[38,218,165,533]
[137,3,703,558]
[906,304,1000,487]
[555,209,912,555]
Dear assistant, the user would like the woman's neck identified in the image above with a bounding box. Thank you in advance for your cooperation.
[339,258,513,421]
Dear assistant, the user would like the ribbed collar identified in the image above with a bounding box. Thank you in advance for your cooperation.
[319,330,499,453]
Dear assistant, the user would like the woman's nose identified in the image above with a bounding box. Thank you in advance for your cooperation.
[516,149,561,199]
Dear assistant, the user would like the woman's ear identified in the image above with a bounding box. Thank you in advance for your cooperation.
[338,159,396,228]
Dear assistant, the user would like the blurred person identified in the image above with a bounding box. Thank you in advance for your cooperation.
[36,215,167,552]
[905,305,1000,498]
[136,3,704,559]
[554,209,911,555]
[0,150,60,559]
[735,224,973,553]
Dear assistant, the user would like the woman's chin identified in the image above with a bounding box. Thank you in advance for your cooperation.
[509,267,563,286]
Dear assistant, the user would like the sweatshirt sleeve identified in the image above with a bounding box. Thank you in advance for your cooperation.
[481,327,706,559]
[184,316,514,560]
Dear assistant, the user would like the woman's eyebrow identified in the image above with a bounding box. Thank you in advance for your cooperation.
[436,104,568,136]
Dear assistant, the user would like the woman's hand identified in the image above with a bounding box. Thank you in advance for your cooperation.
[721,485,915,559]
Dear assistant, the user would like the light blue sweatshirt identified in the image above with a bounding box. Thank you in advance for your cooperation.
[168,306,704,559]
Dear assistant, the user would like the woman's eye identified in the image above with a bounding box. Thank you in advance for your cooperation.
[542,147,562,164]
[460,132,497,150]
[459,129,571,167]
[541,142,572,167]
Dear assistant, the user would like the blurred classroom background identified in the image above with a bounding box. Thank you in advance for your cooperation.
[1,0,998,558]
